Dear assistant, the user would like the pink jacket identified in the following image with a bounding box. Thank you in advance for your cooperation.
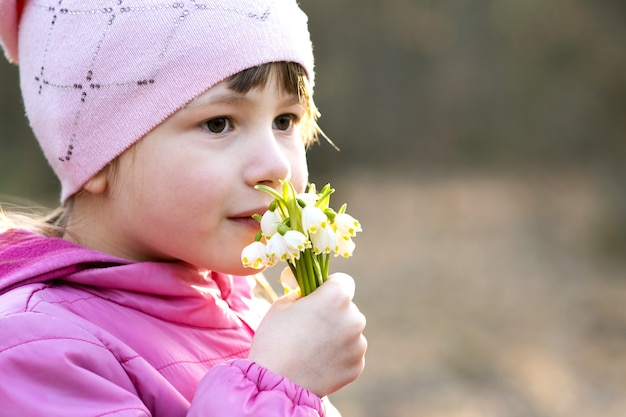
[0,229,325,416]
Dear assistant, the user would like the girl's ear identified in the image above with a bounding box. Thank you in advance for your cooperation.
[83,168,109,195]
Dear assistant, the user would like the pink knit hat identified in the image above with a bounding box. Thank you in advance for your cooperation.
[0,0,314,203]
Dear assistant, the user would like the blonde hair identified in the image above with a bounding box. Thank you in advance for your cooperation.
[1,62,325,238]
[0,203,67,237]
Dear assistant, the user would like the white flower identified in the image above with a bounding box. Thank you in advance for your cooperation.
[301,205,328,234]
[334,213,362,237]
[335,235,356,258]
[241,241,269,269]
[260,209,283,237]
[297,190,319,206]
[266,230,311,262]
[309,225,339,255]
[279,267,301,296]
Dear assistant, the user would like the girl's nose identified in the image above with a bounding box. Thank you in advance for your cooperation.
[245,129,292,189]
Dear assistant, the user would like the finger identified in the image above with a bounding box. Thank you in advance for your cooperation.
[323,273,356,300]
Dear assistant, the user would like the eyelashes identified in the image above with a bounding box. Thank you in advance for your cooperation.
[273,114,299,131]
[200,114,300,135]
[202,117,231,134]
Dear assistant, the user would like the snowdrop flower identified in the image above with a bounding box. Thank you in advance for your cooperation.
[241,241,270,269]
[279,267,301,296]
[335,235,356,258]
[266,230,310,262]
[310,225,339,255]
[334,212,362,238]
[301,205,328,234]
[260,209,282,237]
[297,189,319,206]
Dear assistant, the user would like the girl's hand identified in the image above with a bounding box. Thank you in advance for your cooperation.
[248,273,367,397]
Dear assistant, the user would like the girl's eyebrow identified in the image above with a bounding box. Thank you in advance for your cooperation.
[184,90,302,111]
[184,91,249,110]
[281,95,303,108]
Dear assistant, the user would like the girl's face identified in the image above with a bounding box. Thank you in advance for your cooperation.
[80,72,309,275]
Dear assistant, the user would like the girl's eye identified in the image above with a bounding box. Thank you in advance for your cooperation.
[273,114,298,131]
[202,117,231,134]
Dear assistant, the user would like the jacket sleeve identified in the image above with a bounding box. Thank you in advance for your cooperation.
[1,313,330,417]
[0,312,152,417]
[188,359,327,417]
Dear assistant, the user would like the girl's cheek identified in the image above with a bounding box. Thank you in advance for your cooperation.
[293,156,309,193]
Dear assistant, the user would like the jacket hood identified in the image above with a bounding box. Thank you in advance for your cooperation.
[0,228,127,295]
[0,229,253,328]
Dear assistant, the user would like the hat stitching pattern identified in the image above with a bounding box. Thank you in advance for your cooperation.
[28,0,272,163]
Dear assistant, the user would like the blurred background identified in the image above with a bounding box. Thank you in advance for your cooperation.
[1,1,625,416]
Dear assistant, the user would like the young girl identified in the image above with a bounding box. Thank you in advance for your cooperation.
[0,1,366,416]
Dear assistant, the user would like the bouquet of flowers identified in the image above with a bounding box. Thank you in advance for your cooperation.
[241,180,362,296]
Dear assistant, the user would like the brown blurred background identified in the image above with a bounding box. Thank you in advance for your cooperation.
[1,1,625,416]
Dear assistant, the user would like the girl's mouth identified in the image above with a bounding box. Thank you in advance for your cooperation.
[229,215,261,231]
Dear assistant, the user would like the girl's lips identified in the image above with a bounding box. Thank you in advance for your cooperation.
[228,206,267,229]
[230,206,268,220]
[229,215,261,230]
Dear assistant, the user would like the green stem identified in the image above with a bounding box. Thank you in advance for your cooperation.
[255,184,283,201]
[295,258,310,296]
[300,253,310,296]
[304,250,318,295]
[319,253,329,283]
[308,255,320,288]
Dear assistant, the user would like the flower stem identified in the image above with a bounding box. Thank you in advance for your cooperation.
[291,261,309,296]
[305,250,317,296]
[312,256,323,288]
[319,254,329,283]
